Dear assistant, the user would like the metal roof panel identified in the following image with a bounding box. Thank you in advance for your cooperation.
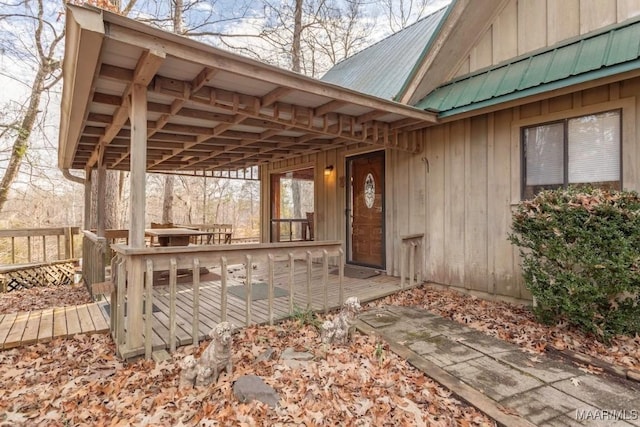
[416,17,640,114]
[606,25,640,65]
[573,36,608,74]
[321,7,448,100]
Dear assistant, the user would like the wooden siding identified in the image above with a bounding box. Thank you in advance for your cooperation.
[264,77,640,301]
[417,78,639,300]
[452,0,640,79]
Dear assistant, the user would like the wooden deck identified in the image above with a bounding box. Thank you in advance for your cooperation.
[0,302,110,349]
[0,262,412,353]
[115,261,409,353]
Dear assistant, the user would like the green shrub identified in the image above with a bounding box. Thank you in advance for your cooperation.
[509,187,640,340]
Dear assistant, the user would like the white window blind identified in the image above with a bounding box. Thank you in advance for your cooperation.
[568,111,620,184]
[525,123,564,186]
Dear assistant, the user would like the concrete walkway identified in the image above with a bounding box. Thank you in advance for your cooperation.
[358,305,640,427]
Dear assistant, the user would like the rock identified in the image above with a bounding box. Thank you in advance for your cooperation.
[256,347,275,363]
[281,347,314,369]
[233,375,280,408]
[281,347,314,361]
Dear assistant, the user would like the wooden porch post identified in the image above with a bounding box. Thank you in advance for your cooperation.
[126,83,148,352]
[83,168,92,230]
[96,162,106,238]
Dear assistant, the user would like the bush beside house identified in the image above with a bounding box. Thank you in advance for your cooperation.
[510,187,640,341]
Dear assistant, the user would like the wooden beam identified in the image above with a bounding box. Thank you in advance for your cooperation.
[314,100,347,117]
[261,87,292,108]
[87,49,165,169]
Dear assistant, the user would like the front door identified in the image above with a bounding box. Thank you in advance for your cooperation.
[347,151,385,268]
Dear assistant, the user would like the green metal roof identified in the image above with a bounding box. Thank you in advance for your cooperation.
[321,6,449,100]
[416,18,640,117]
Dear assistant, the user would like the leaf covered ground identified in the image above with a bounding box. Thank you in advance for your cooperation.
[0,321,492,426]
[3,282,640,425]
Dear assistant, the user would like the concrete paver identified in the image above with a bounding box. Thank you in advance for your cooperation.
[359,306,640,426]
[444,356,544,401]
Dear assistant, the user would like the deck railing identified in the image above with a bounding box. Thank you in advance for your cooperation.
[110,241,344,359]
[0,227,80,265]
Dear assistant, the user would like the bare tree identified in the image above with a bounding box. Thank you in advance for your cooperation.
[382,0,443,32]
[0,0,65,213]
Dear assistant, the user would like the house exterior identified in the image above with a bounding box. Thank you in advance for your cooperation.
[263,0,640,302]
[59,0,640,358]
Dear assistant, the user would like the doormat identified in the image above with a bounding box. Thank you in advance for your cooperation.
[101,301,161,317]
[330,266,380,279]
[227,283,289,301]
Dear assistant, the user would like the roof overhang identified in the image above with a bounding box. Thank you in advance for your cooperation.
[59,5,439,174]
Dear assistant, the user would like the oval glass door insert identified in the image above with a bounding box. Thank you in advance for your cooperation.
[364,173,375,208]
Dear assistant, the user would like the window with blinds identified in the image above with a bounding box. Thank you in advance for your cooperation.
[522,110,621,199]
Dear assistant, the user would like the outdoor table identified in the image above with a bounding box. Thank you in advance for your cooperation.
[145,228,211,247]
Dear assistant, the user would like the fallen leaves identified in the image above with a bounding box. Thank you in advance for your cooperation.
[0,284,92,314]
[0,319,494,426]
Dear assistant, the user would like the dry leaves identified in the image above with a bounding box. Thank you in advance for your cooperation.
[0,284,92,315]
[0,322,494,426]
[368,286,640,371]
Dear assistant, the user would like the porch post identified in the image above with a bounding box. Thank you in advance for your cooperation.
[96,161,106,237]
[129,83,147,248]
[83,168,92,230]
[126,83,148,352]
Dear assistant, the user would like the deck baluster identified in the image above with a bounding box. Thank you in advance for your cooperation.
[145,259,154,359]
[169,258,177,353]
[192,258,200,347]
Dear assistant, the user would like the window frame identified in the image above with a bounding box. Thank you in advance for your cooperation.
[520,109,622,200]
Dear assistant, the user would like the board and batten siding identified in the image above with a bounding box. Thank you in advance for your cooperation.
[410,78,639,301]
[260,78,639,302]
[452,0,640,79]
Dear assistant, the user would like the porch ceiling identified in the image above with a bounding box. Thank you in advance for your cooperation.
[59,6,439,175]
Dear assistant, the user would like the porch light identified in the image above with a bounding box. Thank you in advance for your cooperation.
[324,165,334,176]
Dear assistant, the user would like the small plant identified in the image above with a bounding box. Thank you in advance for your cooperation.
[373,342,386,364]
[509,187,640,341]
[291,305,321,329]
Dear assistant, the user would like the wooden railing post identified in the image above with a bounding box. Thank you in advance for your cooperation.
[306,251,312,308]
[220,256,228,322]
[169,258,178,353]
[338,249,344,306]
[288,253,294,314]
[145,259,154,359]
[192,258,200,347]
[322,250,329,314]
[125,257,145,356]
[268,254,274,325]
[245,254,252,326]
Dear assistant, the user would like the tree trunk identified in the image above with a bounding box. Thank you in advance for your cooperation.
[162,175,174,224]
[0,68,47,212]
[291,0,303,73]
